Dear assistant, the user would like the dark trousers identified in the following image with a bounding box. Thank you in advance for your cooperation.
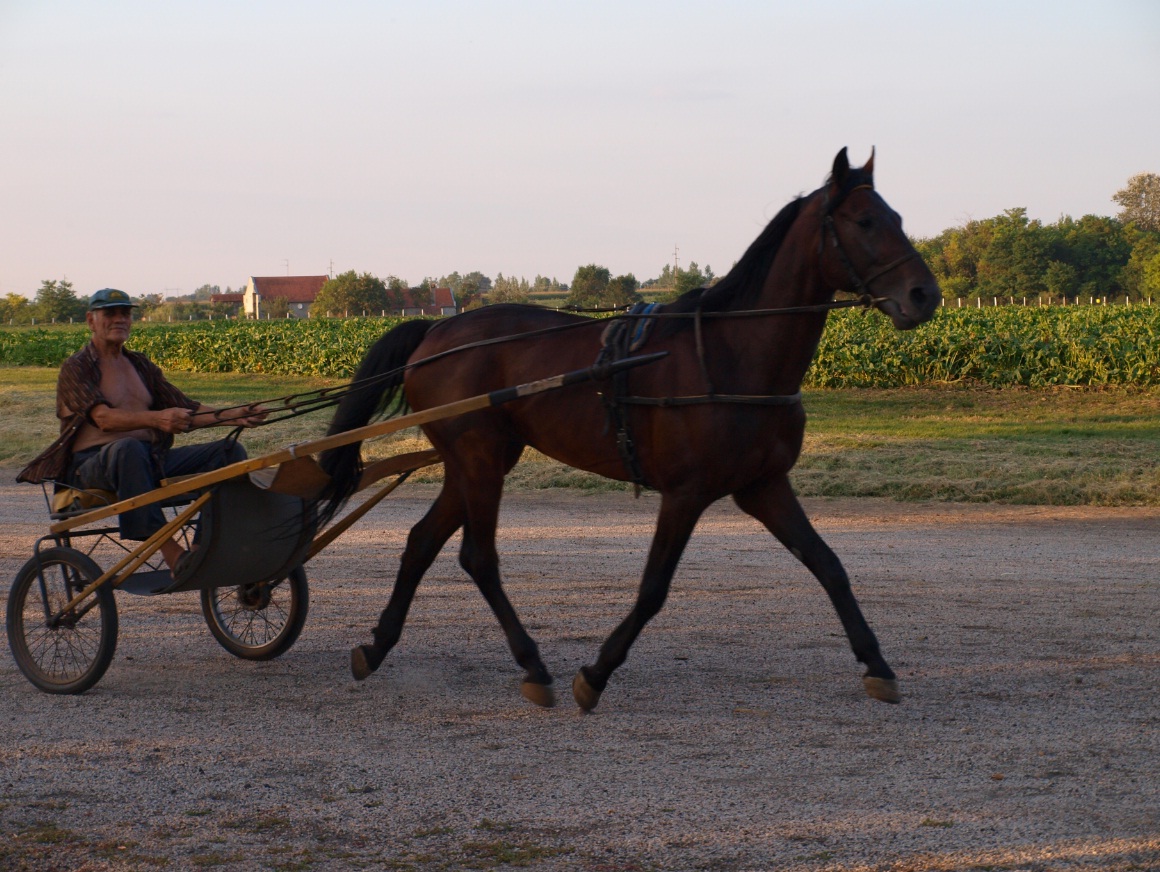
[69,438,246,541]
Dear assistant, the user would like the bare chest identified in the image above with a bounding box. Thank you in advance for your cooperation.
[100,357,153,411]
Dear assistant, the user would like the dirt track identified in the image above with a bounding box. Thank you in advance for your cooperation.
[1,477,1158,871]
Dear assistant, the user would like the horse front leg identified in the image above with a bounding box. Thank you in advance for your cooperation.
[573,495,704,712]
[351,487,464,681]
[733,475,900,703]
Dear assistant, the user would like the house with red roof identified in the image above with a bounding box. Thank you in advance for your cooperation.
[243,275,328,319]
[400,286,457,317]
[241,275,459,318]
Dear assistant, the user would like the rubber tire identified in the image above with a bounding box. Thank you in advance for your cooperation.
[199,565,308,661]
[7,547,118,695]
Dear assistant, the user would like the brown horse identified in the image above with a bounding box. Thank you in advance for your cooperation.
[321,148,941,710]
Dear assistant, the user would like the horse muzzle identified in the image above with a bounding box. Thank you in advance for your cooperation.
[878,283,941,330]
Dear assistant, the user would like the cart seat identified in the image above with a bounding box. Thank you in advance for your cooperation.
[161,477,317,594]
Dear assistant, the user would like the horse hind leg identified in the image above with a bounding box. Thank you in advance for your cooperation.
[351,487,465,681]
[733,475,900,703]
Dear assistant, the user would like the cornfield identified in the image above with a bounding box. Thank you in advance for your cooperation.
[2,307,1158,387]
[811,306,1160,387]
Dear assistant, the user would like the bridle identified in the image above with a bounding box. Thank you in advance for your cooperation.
[821,182,921,302]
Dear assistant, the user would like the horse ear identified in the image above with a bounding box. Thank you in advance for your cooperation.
[863,146,875,176]
[831,147,850,185]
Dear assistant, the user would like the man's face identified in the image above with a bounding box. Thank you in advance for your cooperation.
[86,306,133,345]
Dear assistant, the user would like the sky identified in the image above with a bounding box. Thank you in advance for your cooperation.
[1,0,1158,299]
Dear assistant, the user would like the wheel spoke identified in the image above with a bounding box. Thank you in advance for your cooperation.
[200,570,306,661]
[9,548,116,692]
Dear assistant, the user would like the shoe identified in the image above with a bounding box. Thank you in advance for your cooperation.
[172,549,197,580]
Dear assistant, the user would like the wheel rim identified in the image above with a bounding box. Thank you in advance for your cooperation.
[205,581,291,649]
[19,561,106,685]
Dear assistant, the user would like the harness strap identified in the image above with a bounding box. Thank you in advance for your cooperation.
[619,392,802,407]
[595,313,650,493]
[693,296,715,396]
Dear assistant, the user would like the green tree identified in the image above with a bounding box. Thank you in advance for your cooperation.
[1143,250,1160,298]
[410,279,433,309]
[310,270,389,317]
[1121,227,1160,299]
[34,279,87,323]
[1049,214,1131,298]
[455,274,485,310]
[263,296,291,318]
[0,292,31,324]
[385,276,410,311]
[135,293,165,321]
[490,273,532,304]
[643,264,676,290]
[531,275,565,296]
[669,262,715,300]
[436,271,490,310]
[1043,260,1078,299]
[977,208,1051,298]
[605,273,642,307]
[566,264,612,308]
[1113,172,1160,232]
[210,300,240,319]
[916,220,993,300]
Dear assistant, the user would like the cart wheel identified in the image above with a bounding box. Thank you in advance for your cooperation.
[200,566,308,661]
[7,547,118,694]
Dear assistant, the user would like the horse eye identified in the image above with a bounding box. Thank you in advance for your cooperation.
[857,217,874,230]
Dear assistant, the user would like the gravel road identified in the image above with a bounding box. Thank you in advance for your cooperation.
[1,475,1157,871]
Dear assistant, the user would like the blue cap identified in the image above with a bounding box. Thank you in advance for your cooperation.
[88,288,138,310]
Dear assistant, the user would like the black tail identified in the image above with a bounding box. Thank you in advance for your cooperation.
[318,318,435,524]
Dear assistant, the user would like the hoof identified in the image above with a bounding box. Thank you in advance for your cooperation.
[520,680,556,708]
[351,645,379,681]
[572,670,602,712]
[863,675,901,703]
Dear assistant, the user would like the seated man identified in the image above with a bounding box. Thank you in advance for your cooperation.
[18,288,266,572]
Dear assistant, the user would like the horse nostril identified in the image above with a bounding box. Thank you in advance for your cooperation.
[911,286,935,311]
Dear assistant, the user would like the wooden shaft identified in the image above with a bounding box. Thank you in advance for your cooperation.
[50,352,667,535]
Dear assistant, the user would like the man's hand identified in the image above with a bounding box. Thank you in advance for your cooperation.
[227,404,267,429]
[154,407,194,434]
[195,403,267,429]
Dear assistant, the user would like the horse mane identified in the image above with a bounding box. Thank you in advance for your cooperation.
[659,194,806,327]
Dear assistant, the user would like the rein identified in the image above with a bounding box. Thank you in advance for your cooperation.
[193,294,881,429]
[198,184,904,440]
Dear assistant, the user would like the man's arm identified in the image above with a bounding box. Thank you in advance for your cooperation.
[89,404,194,434]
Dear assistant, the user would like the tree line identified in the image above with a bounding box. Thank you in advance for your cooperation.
[5,173,1156,324]
[915,172,1160,301]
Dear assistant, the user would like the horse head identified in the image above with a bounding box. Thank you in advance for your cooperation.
[819,147,941,329]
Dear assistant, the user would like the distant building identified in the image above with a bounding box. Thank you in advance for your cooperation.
[243,276,328,319]
[210,292,245,316]
[400,286,457,317]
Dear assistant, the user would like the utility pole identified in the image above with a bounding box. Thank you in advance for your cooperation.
[673,244,680,277]
[283,259,290,276]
